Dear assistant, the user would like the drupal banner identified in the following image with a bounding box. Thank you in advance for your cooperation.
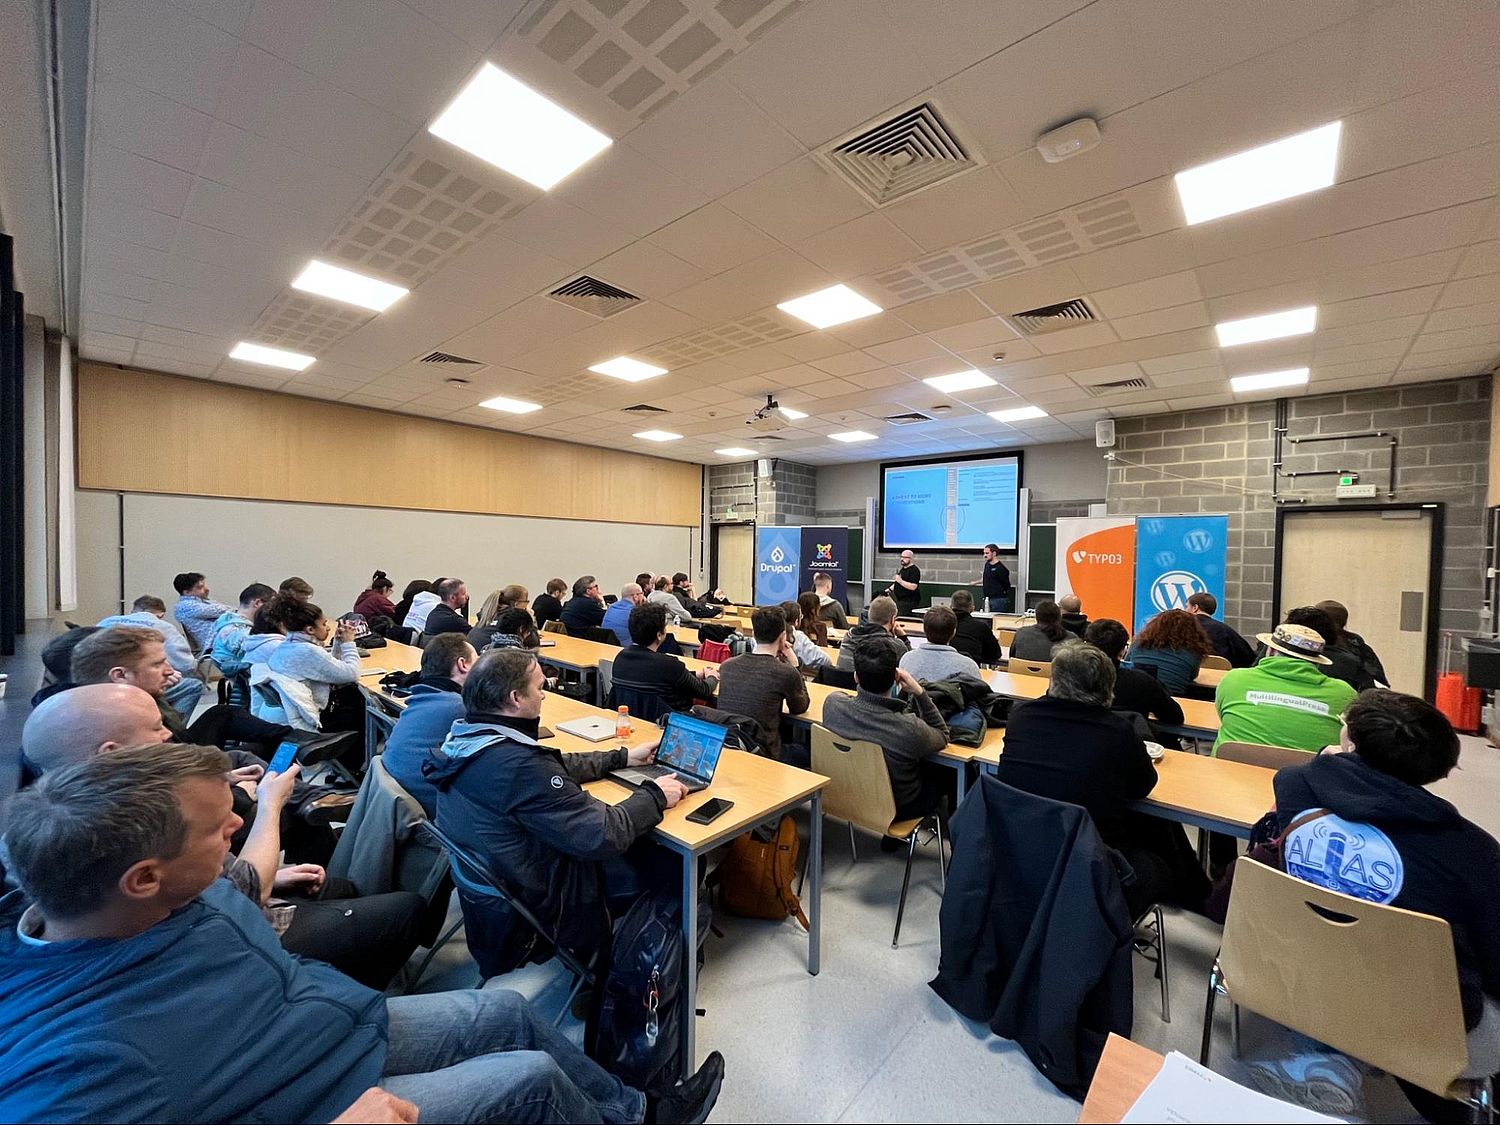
[1133,515,1229,634]
[755,525,802,605]
[799,526,848,605]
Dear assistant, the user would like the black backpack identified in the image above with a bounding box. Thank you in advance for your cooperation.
[586,892,708,1091]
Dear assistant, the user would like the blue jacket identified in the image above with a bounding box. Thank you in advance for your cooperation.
[601,598,635,647]
[382,677,466,817]
[209,609,252,676]
[0,880,386,1123]
[559,594,605,634]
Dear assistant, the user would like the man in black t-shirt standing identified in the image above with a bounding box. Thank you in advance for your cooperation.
[979,542,1012,612]
[886,550,921,616]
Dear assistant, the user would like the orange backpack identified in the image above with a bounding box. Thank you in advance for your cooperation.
[711,815,809,928]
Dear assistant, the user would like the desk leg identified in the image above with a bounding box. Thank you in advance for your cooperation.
[808,792,822,976]
[680,847,698,1080]
[955,762,969,805]
[364,702,377,758]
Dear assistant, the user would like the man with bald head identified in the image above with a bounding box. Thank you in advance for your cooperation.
[20,684,169,779]
[601,582,645,647]
[1058,593,1089,639]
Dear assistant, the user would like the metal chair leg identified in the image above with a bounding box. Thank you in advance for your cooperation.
[1153,905,1171,1023]
[403,916,465,994]
[1231,1002,1242,1058]
[934,813,947,892]
[1200,960,1222,1065]
[892,830,919,948]
[1473,1075,1494,1124]
[848,820,858,862]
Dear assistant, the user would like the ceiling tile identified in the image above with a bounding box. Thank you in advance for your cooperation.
[797,213,924,279]
[649,203,780,272]
[720,156,871,244]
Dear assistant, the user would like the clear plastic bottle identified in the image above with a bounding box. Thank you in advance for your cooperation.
[616,705,632,739]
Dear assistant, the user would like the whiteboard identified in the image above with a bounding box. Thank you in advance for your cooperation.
[115,493,694,618]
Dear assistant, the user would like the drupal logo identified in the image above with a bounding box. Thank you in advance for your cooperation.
[1150,570,1207,612]
[1183,528,1214,553]
[769,545,785,564]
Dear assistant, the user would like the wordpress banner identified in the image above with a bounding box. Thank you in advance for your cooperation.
[1133,515,1229,634]
[1055,516,1137,629]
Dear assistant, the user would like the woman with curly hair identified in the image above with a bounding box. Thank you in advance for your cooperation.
[1126,608,1212,695]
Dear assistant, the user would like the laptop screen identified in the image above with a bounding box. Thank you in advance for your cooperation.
[658,712,728,781]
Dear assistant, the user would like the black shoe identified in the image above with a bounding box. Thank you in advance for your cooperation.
[297,791,357,826]
[285,730,358,767]
[647,1051,724,1125]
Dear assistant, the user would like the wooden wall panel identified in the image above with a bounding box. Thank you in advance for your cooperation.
[77,364,703,526]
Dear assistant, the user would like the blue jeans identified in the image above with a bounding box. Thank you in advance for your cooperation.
[381,990,645,1124]
[985,595,1012,613]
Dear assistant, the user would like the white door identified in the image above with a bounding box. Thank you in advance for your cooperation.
[714,524,755,605]
[1279,508,1435,693]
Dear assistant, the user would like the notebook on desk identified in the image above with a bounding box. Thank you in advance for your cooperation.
[609,711,727,794]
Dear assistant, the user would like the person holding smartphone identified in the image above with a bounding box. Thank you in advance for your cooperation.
[258,597,363,733]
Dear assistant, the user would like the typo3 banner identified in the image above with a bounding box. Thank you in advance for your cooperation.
[754,526,802,605]
[1133,515,1229,634]
[798,526,848,605]
[1055,517,1137,628]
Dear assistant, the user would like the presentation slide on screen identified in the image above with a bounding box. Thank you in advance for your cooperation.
[881,455,1021,550]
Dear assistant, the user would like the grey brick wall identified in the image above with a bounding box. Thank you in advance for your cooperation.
[708,459,817,526]
[1106,375,1490,644]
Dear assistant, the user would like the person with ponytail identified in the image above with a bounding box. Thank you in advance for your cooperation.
[1010,600,1070,661]
[353,571,396,619]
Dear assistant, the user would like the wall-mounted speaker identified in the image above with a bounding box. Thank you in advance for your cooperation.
[756,458,774,479]
[1095,419,1116,448]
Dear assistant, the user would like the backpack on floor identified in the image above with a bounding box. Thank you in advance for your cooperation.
[587,892,706,1092]
[710,815,809,928]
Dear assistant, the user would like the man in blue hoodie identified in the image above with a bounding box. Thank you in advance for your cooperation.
[383,633,476,816]
[0,742,723,1124]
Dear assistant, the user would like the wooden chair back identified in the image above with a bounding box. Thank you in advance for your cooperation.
[1221,858,1470,1096]
[541,620,567,635]
[810,725,898,836]
[997,628,1017,648]
[1201,654,1232,670]
[1010,658,1052,679]
[1215,741,1313,771]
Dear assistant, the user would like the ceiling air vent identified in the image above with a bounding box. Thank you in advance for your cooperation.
[1086,377,1152,397]
[1007,297,1098,337]
[418,350,483,365]
[752,434,787,442]
[822,103,978,206]
[885,410,935,426]
[622,403,668,413]
[548,275,642,318]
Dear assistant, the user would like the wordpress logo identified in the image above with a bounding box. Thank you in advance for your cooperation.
[815,543,833,560]
[769,546,785,564]
[1183,528,1214,553]
[1143,518,1165,535]
[1154,550,1176,568]
[1150,570,1207,612]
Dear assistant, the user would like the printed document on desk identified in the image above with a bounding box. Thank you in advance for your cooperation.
[1120,1052,1339,1124]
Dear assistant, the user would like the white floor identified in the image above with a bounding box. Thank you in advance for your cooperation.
[408,734,1500,1122]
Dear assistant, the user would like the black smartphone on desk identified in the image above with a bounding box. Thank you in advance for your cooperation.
[686,797,734,825]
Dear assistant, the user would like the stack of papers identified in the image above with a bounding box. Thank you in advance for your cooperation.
[1121,1052,1341,1124]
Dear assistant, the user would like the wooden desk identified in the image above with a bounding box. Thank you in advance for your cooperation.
[1079,1034,1165,1123]
[1195,666,1228,689]
[980,668,1221,739]
[816,645,840,665]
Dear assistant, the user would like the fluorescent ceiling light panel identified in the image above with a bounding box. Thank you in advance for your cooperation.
[778,406,808,420]
[634,429,682,442]
[588,356,667,382]
[1230,366,1310,393]
[1215,306,1317,348]
[777,284,882,329]
[988,405,1048,423]
[429,63,612,190]
[291,260,408,312]
[229,341,315,371]
[479,395,542,414]
[829,430,876,443]
[924,369,996,393]
[715,447,755,457]
[1174,121,1341,224]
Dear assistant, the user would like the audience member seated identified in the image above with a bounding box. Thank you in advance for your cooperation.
[610,603,718,718]
[426,649,689,978]
[353,570,397,620]
[382,634,476,817]
[1058,594,1089,639]
[1185,592,1255,668]
[811,572,849,630]
[602,583,646,647]
[484,607,543,652]
[647,575,693,624]
[670,573,721,618]
[1286,602,1374,691]
[98,595,202,712]
[255,597,362,732]
[948,589,1001,667]
[715,607,810,760]
[392,578,434,629]
[1214,621,1357,756]
[783,598,829,668]
[559,575,607,634]
[1084,619,1184,733]
[1009,600,1069,662]
[836,595,910,671]
[279,575,314,601]
[171,572,233,652]
[209,583,276,702]
[15,698,423,989]
[1315,598,1389,687]
[1252,689,1500,1110]
[402,584,443,633]
[421,577,471,636]
[702,587,732,606]
[32,626,99,705]
[822,636,948,822]
[531,577,567,628]
[994,642,1207,917]
[1125,608,1212,696]
[468,584,529,650]
[899,606,981,682]
[797,592,830,647]
[0,742,722,1123]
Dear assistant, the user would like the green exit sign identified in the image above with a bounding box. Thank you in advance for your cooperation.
[1339,474,1357,486]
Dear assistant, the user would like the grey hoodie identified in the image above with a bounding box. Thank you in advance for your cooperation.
[268,633,361,710]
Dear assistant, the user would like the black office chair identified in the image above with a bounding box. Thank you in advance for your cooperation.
[605,679,674,723]
[583,626,620,646]
[815,664,857,691]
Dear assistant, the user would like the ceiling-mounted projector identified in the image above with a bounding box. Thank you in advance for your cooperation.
[747,394,788,433]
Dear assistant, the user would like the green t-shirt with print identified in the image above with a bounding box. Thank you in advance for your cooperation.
[1212,656,1358,754]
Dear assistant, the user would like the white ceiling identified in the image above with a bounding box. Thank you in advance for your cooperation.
[74,0,1500,466]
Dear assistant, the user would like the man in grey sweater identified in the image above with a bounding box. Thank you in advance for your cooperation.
[715,607,810,759]
[821,635,949,820]
[898,606,981,683]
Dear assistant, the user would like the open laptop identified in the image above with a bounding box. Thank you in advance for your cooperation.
[609,711,727,794]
